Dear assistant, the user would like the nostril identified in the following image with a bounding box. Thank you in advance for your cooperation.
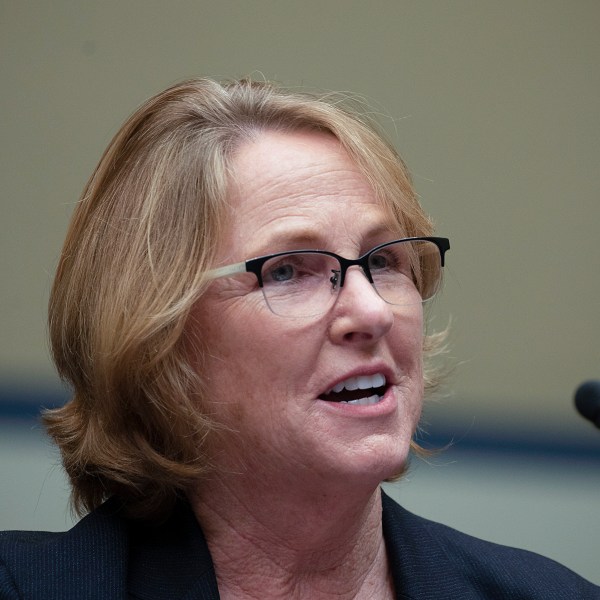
[343,331,375,343]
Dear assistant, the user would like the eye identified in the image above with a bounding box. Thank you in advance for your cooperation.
[369,249,403,272]
[369,252,391,270]
[368,243,413,278]
[269,263,295,283]
[263,254,316,285]
[262,253,331,287]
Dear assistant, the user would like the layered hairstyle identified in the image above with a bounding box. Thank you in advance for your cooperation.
[45,78,445,520]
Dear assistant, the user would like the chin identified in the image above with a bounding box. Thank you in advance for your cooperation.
[328,441,412,488]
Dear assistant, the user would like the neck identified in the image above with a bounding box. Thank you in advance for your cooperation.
[188,473,393,600]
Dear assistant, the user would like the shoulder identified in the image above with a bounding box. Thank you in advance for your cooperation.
[0,498,219,600]
[381,491,600,599]
[0,499,128,599]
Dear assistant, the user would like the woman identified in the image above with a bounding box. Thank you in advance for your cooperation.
[0,78,597,599]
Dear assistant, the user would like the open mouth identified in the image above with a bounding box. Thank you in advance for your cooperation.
[318,373,387,406]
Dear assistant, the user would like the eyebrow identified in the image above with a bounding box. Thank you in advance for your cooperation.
[247,222,396,259]
[248,230,323,257]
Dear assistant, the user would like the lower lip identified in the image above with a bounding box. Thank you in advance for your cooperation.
[317,385,397,417]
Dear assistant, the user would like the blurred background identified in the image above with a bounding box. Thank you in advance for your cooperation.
[1,1,598,584]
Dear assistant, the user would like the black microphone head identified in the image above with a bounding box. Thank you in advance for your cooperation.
[574,380,600,428]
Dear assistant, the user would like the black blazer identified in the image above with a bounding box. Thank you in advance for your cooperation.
[1,492,598,599]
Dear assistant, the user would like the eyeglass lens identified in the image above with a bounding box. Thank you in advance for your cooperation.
[259,239,442,317]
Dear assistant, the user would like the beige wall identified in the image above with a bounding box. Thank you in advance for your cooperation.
[2,2,599,437]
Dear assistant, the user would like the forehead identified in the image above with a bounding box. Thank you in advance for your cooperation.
[223,130,394,258]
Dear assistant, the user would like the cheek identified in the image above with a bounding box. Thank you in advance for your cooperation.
[190,304,293,405]
[392,309,426,404]
[394,306,425,361]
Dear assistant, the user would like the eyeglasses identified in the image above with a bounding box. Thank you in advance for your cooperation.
[205,237,450,318]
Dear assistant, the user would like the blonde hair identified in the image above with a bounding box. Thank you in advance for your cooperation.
[45,78,444,520]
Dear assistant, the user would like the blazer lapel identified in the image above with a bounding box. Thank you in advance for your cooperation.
[127,501,220,600]
[382,492,479,599]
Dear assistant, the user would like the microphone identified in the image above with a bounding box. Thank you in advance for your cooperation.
[574,381,600,429]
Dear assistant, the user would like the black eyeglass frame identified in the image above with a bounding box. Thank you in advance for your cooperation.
[206,236,450,296]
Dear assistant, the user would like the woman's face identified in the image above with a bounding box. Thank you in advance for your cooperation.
[190,130,424,489]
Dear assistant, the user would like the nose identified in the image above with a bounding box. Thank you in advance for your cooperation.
[328,267,394,345]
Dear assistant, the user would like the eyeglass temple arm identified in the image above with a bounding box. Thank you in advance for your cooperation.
[205,261,247,281]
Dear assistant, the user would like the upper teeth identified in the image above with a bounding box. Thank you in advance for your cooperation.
[327,373,386,395]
